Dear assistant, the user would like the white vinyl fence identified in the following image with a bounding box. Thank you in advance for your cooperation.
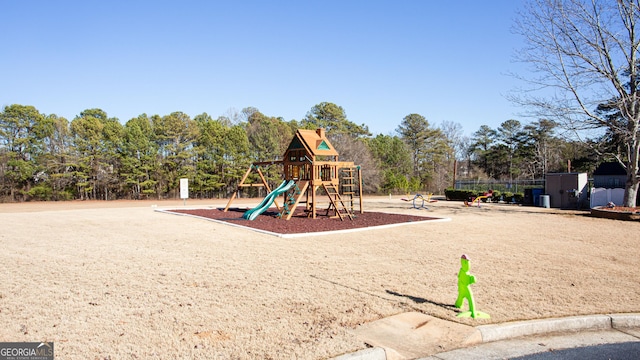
[590,188,625,208]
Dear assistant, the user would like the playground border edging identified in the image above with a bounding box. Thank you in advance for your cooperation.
[154,208,285,237]
[279,217,451,238]
[155,208,451,238]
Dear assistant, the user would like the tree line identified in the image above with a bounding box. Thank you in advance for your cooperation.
[4,2,639,206]
[0,102,608,202]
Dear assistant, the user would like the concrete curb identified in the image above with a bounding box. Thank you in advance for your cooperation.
[332,347,387,360]
[611,313,640,328]
[333,313,640,360]
[477,314,612,342]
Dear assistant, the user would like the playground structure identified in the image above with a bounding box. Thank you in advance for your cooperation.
[464,190,493,208]
[224,128,363,220]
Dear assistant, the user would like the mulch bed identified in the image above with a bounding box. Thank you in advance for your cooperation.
[590,205,640,221]
[165,207,439,235]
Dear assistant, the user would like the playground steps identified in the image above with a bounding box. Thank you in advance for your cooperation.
[322,183,354,221]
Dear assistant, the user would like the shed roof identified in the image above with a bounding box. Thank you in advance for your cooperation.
[593,161,626,176]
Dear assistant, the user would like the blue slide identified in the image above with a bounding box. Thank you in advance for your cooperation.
[242,180,296,220]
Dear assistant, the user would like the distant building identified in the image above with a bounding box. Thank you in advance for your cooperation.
[593,162,626,189]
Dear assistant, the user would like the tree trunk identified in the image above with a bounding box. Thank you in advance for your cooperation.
[624,142,639,207]
[624,181,638,207]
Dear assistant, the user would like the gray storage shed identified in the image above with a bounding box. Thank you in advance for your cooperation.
[545,172,589,209]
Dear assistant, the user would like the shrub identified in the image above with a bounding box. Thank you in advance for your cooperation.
[499,191,525,204]
[445,188,524,204]
[513,193,524,204]
[445,188,476,201]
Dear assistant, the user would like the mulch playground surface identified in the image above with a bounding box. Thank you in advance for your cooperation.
[165,207,440,235]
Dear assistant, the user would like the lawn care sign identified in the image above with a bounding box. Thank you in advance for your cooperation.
[180,178,189,199]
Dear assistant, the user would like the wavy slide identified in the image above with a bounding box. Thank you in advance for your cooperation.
[242,180,296,220]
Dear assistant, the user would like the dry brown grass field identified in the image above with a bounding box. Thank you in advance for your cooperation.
[0,197,638,359]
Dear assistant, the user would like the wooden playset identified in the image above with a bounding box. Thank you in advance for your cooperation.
[224,128,363,220]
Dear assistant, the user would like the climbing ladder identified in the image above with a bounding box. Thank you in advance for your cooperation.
[340,167,357,213]
[322,183,354,220]
[280,181,309,220]
[278,181,302,219]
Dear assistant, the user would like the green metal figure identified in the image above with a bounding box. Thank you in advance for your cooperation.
[455,254,490,319]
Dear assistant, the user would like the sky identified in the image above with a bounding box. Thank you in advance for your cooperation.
[1,1,529,137]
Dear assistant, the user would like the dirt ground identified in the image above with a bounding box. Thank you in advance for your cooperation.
[0,197,638,359]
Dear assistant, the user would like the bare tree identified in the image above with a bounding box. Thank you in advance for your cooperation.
[513,0,640,206]
[440,120,466,160]
[329,135,381,193]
